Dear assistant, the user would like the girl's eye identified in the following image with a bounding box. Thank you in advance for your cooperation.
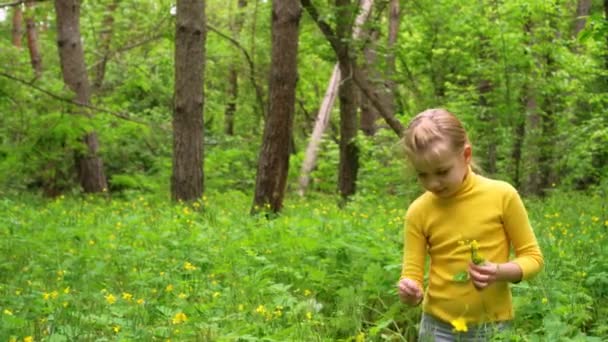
[437,169,449,176]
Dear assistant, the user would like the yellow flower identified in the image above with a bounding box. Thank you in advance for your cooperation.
[255,305,267,314]
[113,325,121,333]
[450,317,468,332]
[306,312,313,320]
[303,289,312,296]
[122,292,133,301]
[24,337,33,342]
[165,284,174,292]
[137,298,145,305]
[178,292,188,299]
[541,297,548,304]
[171,312,188,325]
[3,309,13,315]
[212,291,221,298]
[355,332,366,342]
[105,293,117,304]
[470,240,479,250]
[184,262,197,271]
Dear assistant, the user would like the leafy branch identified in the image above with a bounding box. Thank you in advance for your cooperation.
[0,71,168,131]
[207,23,266,118]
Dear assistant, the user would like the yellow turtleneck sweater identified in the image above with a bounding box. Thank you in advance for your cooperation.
[401,170,543,324]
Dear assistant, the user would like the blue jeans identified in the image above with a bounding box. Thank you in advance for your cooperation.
[418,313,511,342]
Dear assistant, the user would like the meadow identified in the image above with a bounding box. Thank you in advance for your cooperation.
[1,186,607,341]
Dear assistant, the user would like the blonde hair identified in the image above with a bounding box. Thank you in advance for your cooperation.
[402,108,470,161]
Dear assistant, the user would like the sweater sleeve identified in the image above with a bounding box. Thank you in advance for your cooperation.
[503,188,544,280]
[401,207,426,289]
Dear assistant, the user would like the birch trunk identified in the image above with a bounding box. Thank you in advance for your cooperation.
[298,0,373,196]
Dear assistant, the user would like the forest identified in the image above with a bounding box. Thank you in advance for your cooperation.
[0,0,607,340]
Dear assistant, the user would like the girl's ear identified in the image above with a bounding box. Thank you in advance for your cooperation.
[463,144,472,163]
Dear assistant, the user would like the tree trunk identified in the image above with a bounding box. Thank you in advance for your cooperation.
[224,67,238,135]
[298,64,340,195]
[224,0,247,135]
[385,0,399,116]
[298,0,373,197]
[335,0,360,200]
[522,85,542,196]
[337,59,359,200]
[92,0,119,92]
[25,1,42,78]
[359,30,379,136]
[55,0,108,193]
[172,0,206,202]
[302,0,404,139]
[478,79,497,174]
[538,55,558,192]
[252,0,301,213]
[573,0,592,37]
[12,4,23,48]
[511,117,525,189]
[605,0,608,71]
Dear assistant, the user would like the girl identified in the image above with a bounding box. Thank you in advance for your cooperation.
[397,109,543,341]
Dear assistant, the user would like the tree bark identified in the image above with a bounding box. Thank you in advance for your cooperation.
[522,86,542,196]
[359,29,379,136]
[298,64,339,195]
[92,0,119,91]
[224,67,238,135]
[224,0,247,135]
[25,1,42,78]
[172,0,206,202]
[11,4,23,48]
[55,0,108,193]
[385,0,399,117]
[252,0,301,213]
[302,0,404,139]
[605,0,608,71]
[511,117,525,189]
[573,0,592,37]
[478,79,497,174]
[298,0,374,197]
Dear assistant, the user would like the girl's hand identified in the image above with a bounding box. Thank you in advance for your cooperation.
[468,262,500,290]
[397,278,423,305]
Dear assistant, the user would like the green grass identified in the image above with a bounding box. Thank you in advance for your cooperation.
[0,189,606,341]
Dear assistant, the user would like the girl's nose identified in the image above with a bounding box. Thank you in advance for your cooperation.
[427,178,441,191]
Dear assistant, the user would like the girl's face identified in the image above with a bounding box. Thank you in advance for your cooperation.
[409,143,472,198]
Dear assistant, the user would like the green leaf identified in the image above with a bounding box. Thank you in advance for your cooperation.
[453,271,470,283]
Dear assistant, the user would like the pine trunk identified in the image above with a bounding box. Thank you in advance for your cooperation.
[55,0,108,193]
[12,5,23,48]
[252,0,301,213]
[25,1,42,78]
[172,0,206,202]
